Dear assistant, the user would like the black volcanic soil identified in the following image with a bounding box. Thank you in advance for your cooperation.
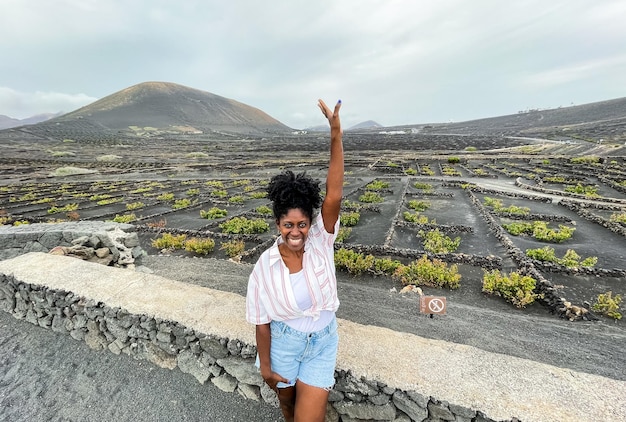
[1,133,625,321]
[1,130,626,375]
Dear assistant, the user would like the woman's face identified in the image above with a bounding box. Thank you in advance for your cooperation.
[276,208,311,252]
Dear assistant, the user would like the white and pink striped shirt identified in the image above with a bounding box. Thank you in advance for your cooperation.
[245,213,340,325]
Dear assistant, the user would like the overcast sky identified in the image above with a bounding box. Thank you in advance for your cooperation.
[1,0,625,129]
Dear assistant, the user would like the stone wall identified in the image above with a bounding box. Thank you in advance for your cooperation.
[0,273,503,422]
[0,221,146,268]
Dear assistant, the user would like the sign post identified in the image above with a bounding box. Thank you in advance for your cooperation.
[419,296,447,318]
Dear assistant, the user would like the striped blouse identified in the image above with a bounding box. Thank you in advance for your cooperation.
[245,213,340,325]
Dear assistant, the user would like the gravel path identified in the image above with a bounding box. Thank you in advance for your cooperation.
[0,310,283,422]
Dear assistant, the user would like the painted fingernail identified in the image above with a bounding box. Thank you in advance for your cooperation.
[338,99,342,103]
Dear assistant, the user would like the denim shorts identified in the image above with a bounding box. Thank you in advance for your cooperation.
[260,316,339,389]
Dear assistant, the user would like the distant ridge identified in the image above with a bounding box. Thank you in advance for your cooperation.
[415,96,626,137]
[347,120,382,130]
[45,82,291,135]
[0,112,62,130]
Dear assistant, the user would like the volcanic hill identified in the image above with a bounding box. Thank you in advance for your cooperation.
[397,97,626,141]
[16,82,291,139]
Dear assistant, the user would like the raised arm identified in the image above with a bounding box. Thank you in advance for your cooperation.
[318,99,344,233]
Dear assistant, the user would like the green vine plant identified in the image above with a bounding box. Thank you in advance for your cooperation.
[420,166,435,176]
[335,227,352,243]
[220,239,245,258]
[151,233,187,250]
[184,237,216,255]
[340,211,360,227]
[173,198,193,209]
[334,249,460,289]
[126,202,145,211]
[228,195,246,204]
[393,255,461,289]
[407,199,431,212]
[157,192,175,202]
[151,233,215,255]
[483,197,530,215]
[110,214,136,223]
[219,217,269,234]
[403,211,432,224]
[359,191,384,203]
[255,205,273,216]
[334,248,375,276]
[591,291,622,320]
[564,183,600,198]
[210,190,228,198]
[441,166,461,176]
[97,198,123,206]
[205,180,225,189]
[482,270,542,308]
[419,229,461,253]
[48,203,79,214]
[570,156,600,164]
[502,221,575,242]
[609,212,626,224]
[249,191,268,199]
[525,246,597,268]
[365,180,390,191]
[341,199,363,211]
[200,207,228,219]
[413,182,432,191]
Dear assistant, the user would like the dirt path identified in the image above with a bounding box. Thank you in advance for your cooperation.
[0,311,283,422]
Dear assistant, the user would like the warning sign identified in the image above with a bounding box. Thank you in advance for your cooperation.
[419,296,447,315]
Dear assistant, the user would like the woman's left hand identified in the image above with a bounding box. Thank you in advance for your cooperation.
[318,99,342,132]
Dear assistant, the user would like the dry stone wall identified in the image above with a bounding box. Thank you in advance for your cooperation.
[0,221,147,268]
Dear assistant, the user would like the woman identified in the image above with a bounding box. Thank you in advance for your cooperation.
[246,98,343,422]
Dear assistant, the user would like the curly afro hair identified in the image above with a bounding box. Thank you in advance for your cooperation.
[267,170,322,221]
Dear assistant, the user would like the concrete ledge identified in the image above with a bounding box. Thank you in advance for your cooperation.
[0,253,624,422]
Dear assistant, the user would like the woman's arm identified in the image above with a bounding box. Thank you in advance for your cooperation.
[256,323,288,390]
[318,99,344,233]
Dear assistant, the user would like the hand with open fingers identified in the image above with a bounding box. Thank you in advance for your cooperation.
[318,99,342,131]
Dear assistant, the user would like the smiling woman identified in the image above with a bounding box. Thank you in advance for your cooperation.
[245,99,343,422]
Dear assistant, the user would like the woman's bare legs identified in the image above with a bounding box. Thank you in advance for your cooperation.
[294,380,330,422]
[277,386,296,422]
[276,381,329,422]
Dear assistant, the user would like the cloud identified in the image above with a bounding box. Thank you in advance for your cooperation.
[0,87,98,119]
[523,55,626,88]
[1,0,625,127]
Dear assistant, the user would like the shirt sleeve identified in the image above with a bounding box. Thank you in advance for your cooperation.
[245,261,270,325]
[312,213,340,248]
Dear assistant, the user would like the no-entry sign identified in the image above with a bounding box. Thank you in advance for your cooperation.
[420,296,447,315]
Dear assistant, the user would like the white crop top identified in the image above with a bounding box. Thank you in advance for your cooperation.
[284,270,334,333]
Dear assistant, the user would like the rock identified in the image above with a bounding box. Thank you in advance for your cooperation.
[237,383,261,401]
[211,373,238,393]
[259,383,279,408]
[95,247,111,258]
[140,341,177,370]
[392,391,428,421]
[333,401,396,421]
[49,246,67,256]
[217,357,263,386]
[177,350,212,384]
